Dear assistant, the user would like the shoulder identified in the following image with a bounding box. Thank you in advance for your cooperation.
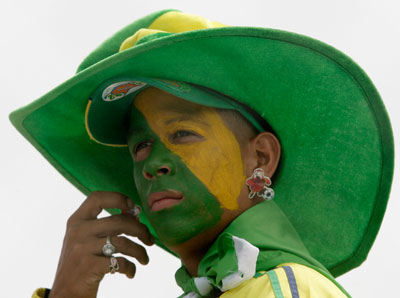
[220,263,348,298]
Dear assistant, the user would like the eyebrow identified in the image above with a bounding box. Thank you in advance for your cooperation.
[128,129,143,136]
[126,128,148,144]
[164,116,210,127]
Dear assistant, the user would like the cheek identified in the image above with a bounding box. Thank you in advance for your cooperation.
[132,153,224,245]
[133,165,141,187]
[133,164,148,204]
[168,136,246,210]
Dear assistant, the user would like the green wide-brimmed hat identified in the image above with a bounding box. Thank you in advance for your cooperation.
[9,9,394,277]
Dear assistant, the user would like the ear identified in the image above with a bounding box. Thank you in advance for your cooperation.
[244,132,281,178]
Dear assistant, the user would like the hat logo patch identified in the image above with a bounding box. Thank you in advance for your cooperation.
[157,79,191,93]
[102,81,146,102]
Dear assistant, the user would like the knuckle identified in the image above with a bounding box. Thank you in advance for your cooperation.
[91,192,102,204]
[88,191,127,209]
[70,242,86,255]
[66,216,74,228]
[117,257,128,269]
[117,236,130,247]
[110,215,124,225]
[67,224,83,239]
[88,190,102,198]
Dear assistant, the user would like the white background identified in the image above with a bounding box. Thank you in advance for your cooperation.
[1,0,399,297]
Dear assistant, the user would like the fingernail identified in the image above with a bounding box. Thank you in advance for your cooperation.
[126,198,134,208]
[121,205,142,217]
[131,205,141,216]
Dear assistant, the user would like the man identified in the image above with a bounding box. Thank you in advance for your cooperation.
[10,10,393,298]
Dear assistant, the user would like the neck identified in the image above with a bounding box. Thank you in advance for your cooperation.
[167,221,230,276]
[165,194,258,276]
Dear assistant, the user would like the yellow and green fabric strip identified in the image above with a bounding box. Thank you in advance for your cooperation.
[281,266,299,298]
[32,288,50,298]
[32,264,349,297]
[220,263,349,297]
[266,270,284,298]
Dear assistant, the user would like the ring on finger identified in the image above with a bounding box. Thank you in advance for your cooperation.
[109,256,119,274]
[102,236,116,256]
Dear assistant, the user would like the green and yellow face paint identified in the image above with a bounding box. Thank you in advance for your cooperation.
[128,87,246,245]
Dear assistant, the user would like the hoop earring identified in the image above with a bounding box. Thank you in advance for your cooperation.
[245,168,275,201]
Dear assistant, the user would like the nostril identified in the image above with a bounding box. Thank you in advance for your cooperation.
[157,166,171,176]
[143,171,154,180]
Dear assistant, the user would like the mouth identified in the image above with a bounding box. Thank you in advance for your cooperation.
[148,189,184,212]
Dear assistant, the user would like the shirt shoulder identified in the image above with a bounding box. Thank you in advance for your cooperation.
[32,288,50,298]
[220,263,348,298]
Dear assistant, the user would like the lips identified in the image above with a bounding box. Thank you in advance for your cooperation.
[148,189,183,212]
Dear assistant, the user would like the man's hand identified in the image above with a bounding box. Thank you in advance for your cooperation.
[49,191,154,298]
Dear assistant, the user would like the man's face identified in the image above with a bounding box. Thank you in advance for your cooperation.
[127,87,246,246]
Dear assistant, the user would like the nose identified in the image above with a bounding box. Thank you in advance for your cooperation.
[142,142,175,180]
[143,165,172,180]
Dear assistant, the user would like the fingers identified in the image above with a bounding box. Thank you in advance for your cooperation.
[50,192,148,297]
[96,256,137,279]
[65,191,153,264]
[84,214,154,246]
[70,191,131,221]
[94,236,149,265]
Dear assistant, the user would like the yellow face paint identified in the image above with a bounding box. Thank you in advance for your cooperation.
[134,87,246,210]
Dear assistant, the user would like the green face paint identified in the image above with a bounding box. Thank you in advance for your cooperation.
[134,88,246,210]
[128,105,223,246]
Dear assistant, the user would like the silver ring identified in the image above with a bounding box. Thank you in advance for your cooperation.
[109,256,119,274]
[102,236,116,256]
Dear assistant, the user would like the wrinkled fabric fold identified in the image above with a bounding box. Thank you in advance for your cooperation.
[175,201,333,297]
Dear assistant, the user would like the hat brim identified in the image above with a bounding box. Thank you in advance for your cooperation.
[85,76,265,146]
[9,25,394,277]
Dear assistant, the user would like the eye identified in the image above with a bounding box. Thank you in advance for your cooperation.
[170,130,203,144]
[131,140,153,162]
[173,130,194,138]
[134,140,153,154]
